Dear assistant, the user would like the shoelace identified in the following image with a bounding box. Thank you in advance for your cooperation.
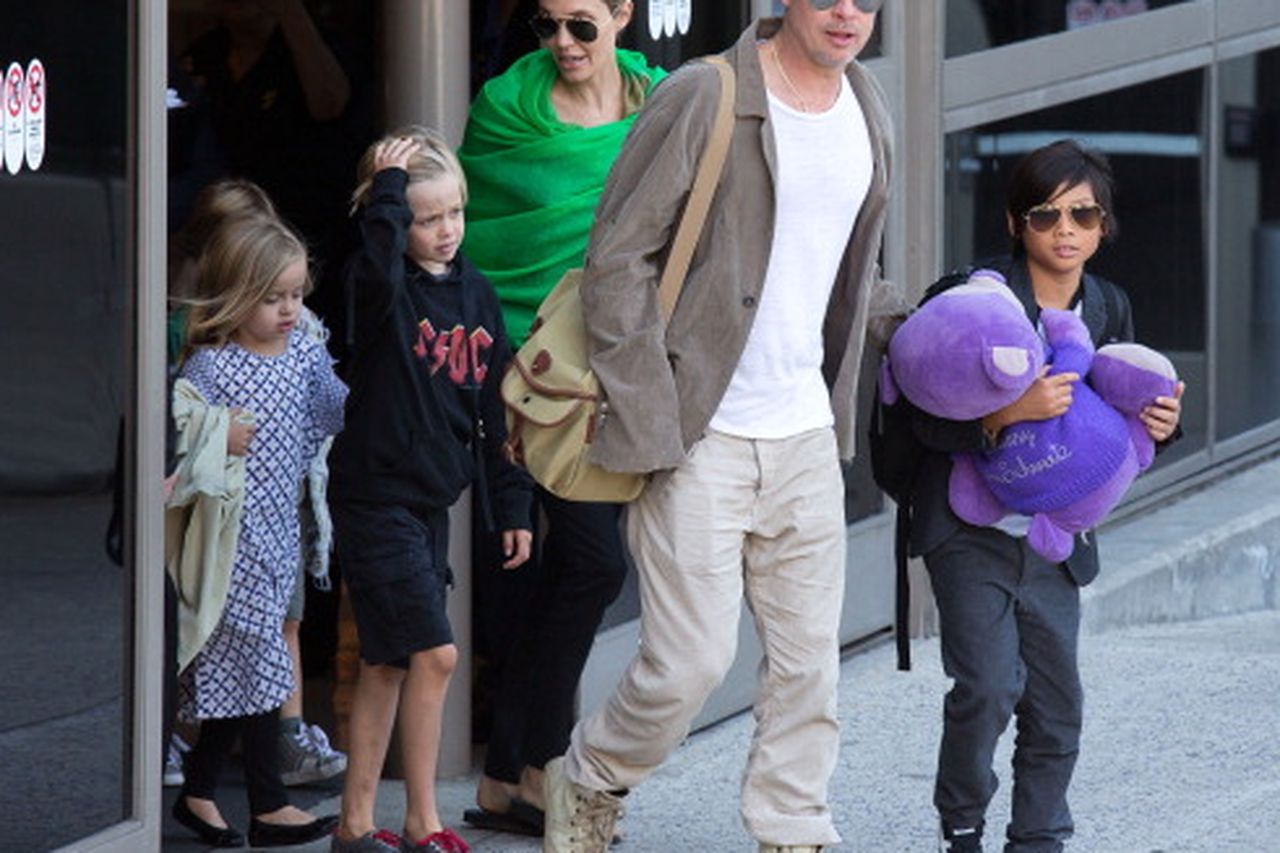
[304,723,343,760]
[570,792,621,848]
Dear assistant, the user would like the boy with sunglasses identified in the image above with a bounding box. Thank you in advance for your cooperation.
[903,139,1183,852]
[540,1,903,852]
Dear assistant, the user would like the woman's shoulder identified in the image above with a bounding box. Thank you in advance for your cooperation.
[476,50,556,111]
[463,52,560,151]
[617,49,667,90]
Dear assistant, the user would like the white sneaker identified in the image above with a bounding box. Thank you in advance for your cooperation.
[279,720,347,786]
[759,846,823,852]
[163,733,189,787]
[542,757,622,853]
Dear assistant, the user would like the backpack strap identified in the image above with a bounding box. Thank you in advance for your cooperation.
[894,501,911,671]
[887,266,972,672]
[1098,275,1123,343]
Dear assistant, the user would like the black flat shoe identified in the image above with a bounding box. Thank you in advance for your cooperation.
[171,796,245,848]
[248,814,339,848]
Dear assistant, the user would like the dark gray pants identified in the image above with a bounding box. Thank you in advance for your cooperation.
[925,526,1082,853]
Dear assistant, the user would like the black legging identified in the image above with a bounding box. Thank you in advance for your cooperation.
[181,710,288,815]
[480,488,629,783]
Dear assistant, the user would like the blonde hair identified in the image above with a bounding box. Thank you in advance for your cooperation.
[170,180,279,301]
[184,215,311,356]
[350,125,468,212]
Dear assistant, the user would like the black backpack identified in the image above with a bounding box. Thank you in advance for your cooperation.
[869,264,1126,671]
[868,268,970,671]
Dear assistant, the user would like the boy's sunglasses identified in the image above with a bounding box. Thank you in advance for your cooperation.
[529,15,600,43]
[809,0,886,12]
[1023,203,1107,233]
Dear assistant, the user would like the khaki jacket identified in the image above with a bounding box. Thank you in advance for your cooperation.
[165,379,247,672]
[581,18,907,473]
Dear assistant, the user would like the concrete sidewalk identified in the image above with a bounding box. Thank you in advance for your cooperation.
[262,609,1277,853]
[166,455,1280,852]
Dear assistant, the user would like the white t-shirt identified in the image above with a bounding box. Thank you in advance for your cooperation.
[709,75,873,439]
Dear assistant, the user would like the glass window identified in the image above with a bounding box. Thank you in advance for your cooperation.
[1215,47,1280,439]
[944,69,1207,466]
[947,0,1191,58]
[0,2,133,850]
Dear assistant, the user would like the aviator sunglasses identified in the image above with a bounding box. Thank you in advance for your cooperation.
[809,0,886,12]
[1022,203,1107,233]
[529,14,603,43]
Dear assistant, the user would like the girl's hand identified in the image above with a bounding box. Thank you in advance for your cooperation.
[500,529,533,570]
[227,408,255,456]
[1141,381,1184,443]
[373,137,419,174]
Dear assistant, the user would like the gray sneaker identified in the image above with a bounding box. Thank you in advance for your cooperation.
[330,829,403,853]
[163,733,188,787]
[542,757,623,853]
[280,720,347,785]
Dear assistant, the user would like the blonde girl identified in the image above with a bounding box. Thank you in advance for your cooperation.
[172,214,347,849]
[328,127,533,853]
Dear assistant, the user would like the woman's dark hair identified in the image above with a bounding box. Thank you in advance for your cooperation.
[1006,138,1118,255]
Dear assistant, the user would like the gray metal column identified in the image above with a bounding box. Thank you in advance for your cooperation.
[381,0,472,146]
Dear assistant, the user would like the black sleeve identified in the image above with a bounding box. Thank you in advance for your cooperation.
[479,290,534,532]
[910,404,993,454]
[346,169,412,338]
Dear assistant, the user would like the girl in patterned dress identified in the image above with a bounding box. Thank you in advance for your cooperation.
[173,213,348,849]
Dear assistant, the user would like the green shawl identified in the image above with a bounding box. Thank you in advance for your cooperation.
[459,48,666,345]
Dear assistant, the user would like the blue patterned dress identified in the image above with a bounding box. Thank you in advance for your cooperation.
[178,328,347,719]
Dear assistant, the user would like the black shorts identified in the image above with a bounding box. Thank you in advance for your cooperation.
[332,501,453,668]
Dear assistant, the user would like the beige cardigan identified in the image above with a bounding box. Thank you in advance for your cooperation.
[165,379,248,672]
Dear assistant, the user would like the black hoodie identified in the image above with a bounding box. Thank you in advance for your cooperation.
[329,168,531,531]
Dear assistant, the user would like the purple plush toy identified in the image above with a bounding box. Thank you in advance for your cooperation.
[883,269,1178,561]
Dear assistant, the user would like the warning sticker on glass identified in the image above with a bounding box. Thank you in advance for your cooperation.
[25,59,45,171]
[4,62,25,174]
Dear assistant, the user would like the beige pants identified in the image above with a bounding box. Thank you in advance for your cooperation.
[566,428,846,846]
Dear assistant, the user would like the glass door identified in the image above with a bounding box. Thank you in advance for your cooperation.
[0,1,155,850]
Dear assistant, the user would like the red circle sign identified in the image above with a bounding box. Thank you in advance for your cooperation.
[6,67,22,117]
[27,63,43,114]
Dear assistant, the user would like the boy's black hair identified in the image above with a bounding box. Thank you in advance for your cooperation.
[1006,138,1118,255]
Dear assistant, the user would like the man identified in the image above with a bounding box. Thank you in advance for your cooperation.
[542,2,904,852]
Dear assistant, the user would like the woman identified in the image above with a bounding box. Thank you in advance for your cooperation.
[456,0,664,836]
[905,140,1183,853]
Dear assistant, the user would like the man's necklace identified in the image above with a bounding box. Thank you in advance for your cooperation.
[771,39,834,113]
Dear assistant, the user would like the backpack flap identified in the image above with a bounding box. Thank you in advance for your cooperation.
[501,356,595,428]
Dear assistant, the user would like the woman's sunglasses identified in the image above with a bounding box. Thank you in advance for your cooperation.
[529,15,600,43]
[1022,203,1107,233]
[809,0,886,12]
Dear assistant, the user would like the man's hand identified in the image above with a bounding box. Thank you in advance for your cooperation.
[500,529,533,569]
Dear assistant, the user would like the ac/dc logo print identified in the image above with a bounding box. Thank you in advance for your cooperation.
[413,318,494,385]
